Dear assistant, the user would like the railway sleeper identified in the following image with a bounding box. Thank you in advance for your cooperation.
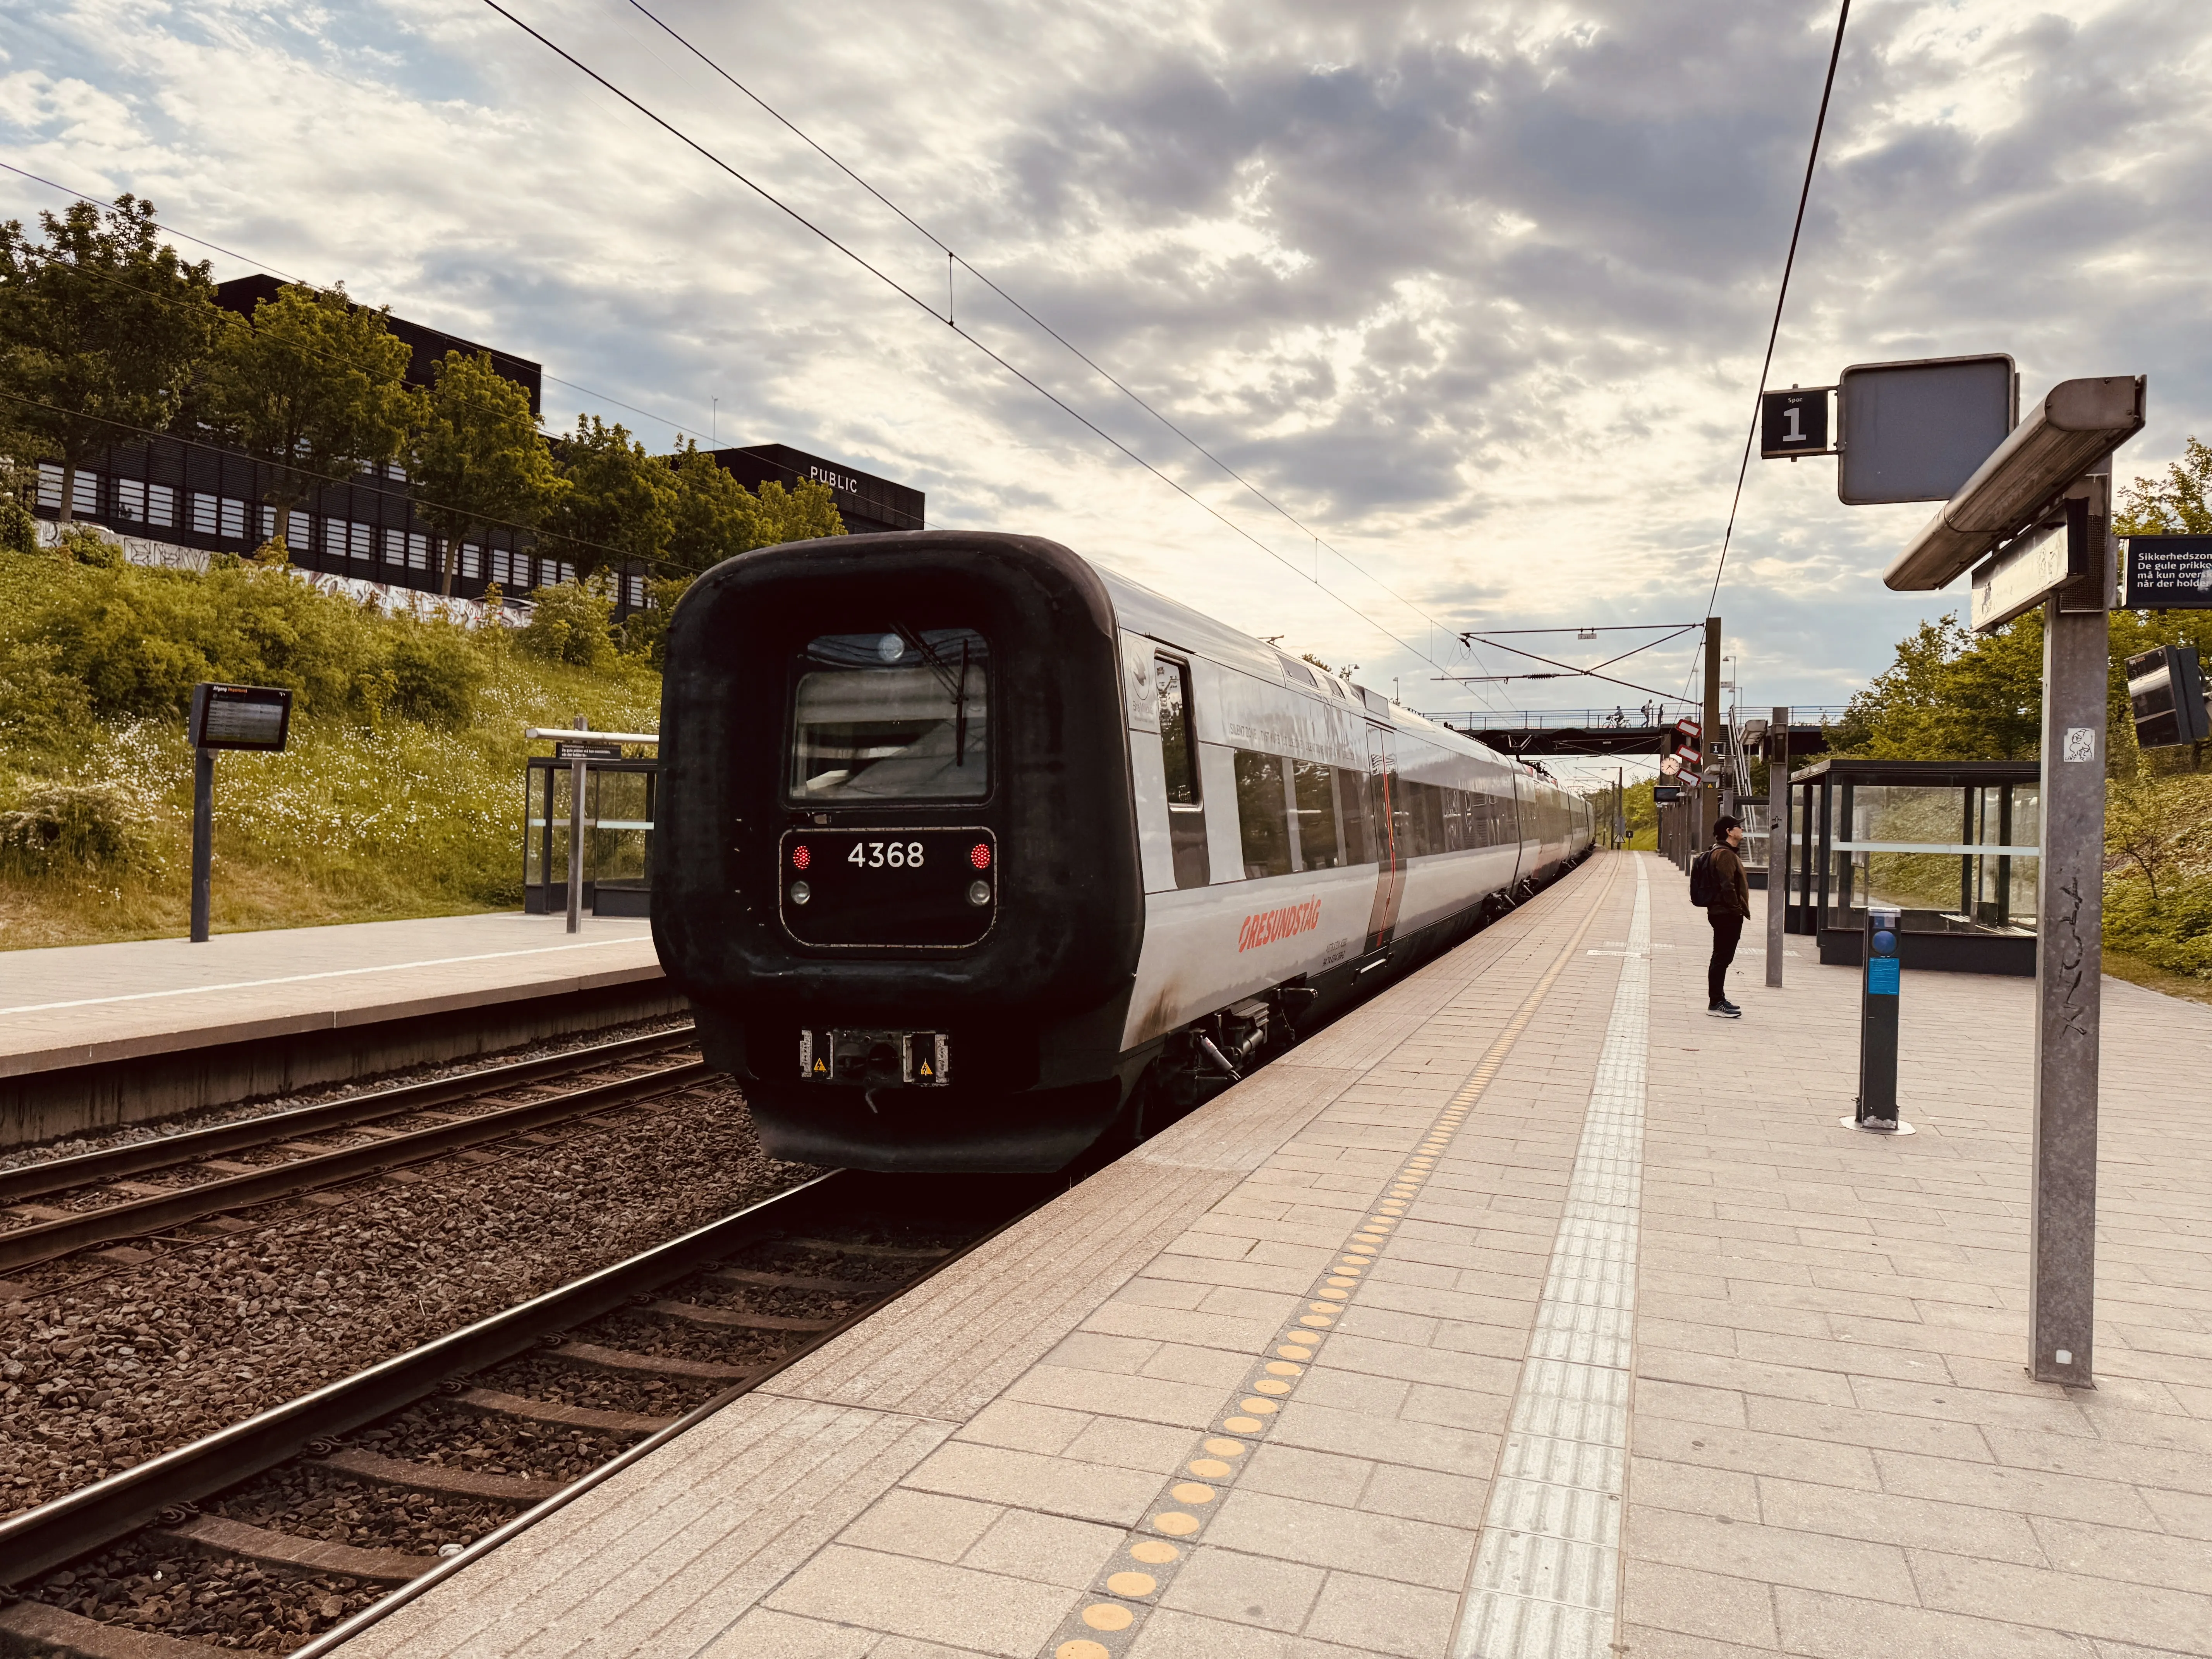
[543,1339,759,1382]
[0,1597,213,1659]
[644,1298,834,1332]
[780,1236,950,1261]
[447,1386,674,1436]
[156,1512,433,1586]
[316,1447,561,1504]
[703,1266,906,1296]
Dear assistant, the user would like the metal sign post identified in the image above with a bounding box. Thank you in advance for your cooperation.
[1766,706,1789,988]
[186,684,294,944]
[1848,904,1911,1133]
[1876,374,2145,1390]
[1702,617,1721,852]
[566,715,589,935]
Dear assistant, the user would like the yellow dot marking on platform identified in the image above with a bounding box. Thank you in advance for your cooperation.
[1317,1288,1350,1301]
[1277,1343,1313,1359]
[1082,1604,1135,1632]
[1333,1264,1363,1275]
[1266,1361,1303,1376]
[1187,1458,1233,1479]
[1298,1314,1333,1328]
[1223,1414,1266,1432]
[1130,1539,1180,1564]
[1106,1571,1158,1598]
[1153,1511,1201,1536]
[1240,1396,1280,1414]
[1253,1378,1291,1395]
[1204,1437,1246,1457]
[1310,1300,1342,1313]
[1057,1642,1109,1659]
[1171,1481,1217,1504]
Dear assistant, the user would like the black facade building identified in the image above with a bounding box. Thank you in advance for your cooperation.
[31,288,923,614]
[214,276,544,414]
[706,443,924,535]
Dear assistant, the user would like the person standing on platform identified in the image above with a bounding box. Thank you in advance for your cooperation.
[1693,814,1751,1017]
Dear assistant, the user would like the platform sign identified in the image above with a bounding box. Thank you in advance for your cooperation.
[1838,354,2016,505]
[1760,388,1832,459]
[556,739,624,761]
[1654,784,1682,804]
[1970,508,2085,634]
[2123,535,2212,610]
[190,683,292,752]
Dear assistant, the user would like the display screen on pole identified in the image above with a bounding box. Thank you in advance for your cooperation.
[191,684,293,752]
[2123,535,2212,610]
[1838,354,2016,505]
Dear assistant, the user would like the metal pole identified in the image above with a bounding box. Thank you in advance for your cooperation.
[1702,616,1723,851]
[566,713,588,935]
[190,749,214,944]
[1766,706,1789,987]
[2030,476,2110,1388]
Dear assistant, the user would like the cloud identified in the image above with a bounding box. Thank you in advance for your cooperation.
[5,0,2210,773]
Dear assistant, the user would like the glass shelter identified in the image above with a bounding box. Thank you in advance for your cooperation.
[524,751,658,917]
[1784,758,2040,975]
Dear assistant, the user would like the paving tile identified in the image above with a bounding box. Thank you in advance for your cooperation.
[955,1400,1088,1458]
[1060,1414,1202,1475]
[837,1489,1001,1564]
[1908,1552,2212,1652]
[1238,1443,1375,1508]
[1754,1474,2045,1563]
[1300,1568,1460,1658]
[1158,1545,1328,1632]
[1005,1363,1226,1429]
[762,1544,1077,1657]
[1617,1558,1781,1648]
[902,1441,1163,1528]
[1355,1462,1486,1528]
[694,1607,879,1659]
[960,1507,1125,1589]
[1126,1605,1369,1658]
[1266,1399,1497,1478]
[1200,1488,1474,1591]
[1771,1586,2100,1657]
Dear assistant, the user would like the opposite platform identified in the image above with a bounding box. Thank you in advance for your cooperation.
[0,913,675,1146]
[331,852,2212,1659]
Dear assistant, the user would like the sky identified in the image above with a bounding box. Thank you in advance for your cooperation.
[4,0,2209,785]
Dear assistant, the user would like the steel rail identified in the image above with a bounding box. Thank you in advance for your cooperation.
[0,1171,846,1587]
[0,1058,712,1273]
[0,1025,698,1206]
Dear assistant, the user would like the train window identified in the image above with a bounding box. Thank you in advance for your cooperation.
[1234,751,1294,878]
[789,628,989,802]
[1336,766,1372,863]
[1443,789,1464,852]
[1292,760,1340,869]
[1391,774,1417,857]
[1278,654,1318,689]
[1155,657,1200,806]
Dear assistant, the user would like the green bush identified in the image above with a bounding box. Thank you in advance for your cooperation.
[383,619,487,727]
[0,780,145,872]
[517,578,617,668]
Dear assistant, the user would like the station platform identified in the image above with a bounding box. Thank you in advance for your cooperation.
[335,852,2212,1659]
[0,913,675,1148]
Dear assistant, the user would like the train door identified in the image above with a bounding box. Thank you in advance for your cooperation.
[1363,723,1403,949]
[1154,654,1210,888]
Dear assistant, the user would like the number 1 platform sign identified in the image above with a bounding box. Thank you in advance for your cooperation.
[1760,388,1834,459]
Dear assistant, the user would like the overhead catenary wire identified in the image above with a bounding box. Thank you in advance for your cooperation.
[618,0,1499,702]
[474,0,1490,696]
[1685,0,1851,698]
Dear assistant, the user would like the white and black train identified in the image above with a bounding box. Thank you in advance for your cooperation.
[652,532,1594,1173]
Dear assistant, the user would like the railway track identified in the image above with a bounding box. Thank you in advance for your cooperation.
[0,1169,1049,1655]
[0,1027,706,1278]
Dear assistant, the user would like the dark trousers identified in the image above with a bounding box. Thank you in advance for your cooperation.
[1708,910,1744,1005]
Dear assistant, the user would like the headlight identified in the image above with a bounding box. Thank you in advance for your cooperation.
[790,880,812,905]
[966,879,991,907]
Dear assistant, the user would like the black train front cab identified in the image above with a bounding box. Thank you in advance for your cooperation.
[652,532,1146,1171]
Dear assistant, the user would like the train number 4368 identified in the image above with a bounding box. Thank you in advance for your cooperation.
[848,841,926,869]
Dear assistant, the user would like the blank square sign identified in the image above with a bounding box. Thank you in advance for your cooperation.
[1838,354,2016,505]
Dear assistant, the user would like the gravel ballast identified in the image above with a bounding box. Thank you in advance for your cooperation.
[1,1078,817,1519]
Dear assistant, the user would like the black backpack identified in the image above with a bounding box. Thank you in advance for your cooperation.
[1688,850,1716,908]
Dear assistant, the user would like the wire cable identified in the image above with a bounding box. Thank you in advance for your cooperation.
[1691,0,1851,669]
[477,0,1482,691]
[619,0,1496,697]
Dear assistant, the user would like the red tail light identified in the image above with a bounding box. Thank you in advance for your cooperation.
[970,843,992,870]
[793,845,811,871]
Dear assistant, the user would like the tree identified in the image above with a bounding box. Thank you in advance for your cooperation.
[199,283,417,526]
[543,416,672,576]
[752,476,845,545]
[407,350,562,596]
[0,196,216,522]
[663,442,764,573]
[1829,611,2043,761]
[2118,436,2212,535]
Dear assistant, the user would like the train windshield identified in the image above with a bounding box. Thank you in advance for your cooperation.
[789,628,990,802]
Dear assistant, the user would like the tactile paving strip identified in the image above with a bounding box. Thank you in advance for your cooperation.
[1452,855,1649,1659]
[1037,862,1621,1659]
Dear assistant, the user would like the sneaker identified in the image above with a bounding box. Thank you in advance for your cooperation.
[1707,1002,1742,1018]
[1720,999,1742,1014]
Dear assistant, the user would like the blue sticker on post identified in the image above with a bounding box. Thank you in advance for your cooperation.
[1867,957,1900,995]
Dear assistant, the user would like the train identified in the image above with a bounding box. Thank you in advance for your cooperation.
[651,531,1595,1173]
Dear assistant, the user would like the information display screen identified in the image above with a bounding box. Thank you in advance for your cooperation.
[191,684,293,752]
[2123,535,2212,610]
